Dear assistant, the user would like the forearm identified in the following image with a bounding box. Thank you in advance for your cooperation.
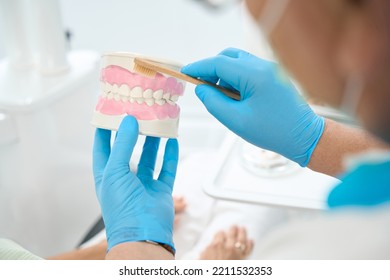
[308,119,390,176]
[47,242,106,260]
[106,242,175,260]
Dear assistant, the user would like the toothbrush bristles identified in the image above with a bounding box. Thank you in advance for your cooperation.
[134,63,157,78]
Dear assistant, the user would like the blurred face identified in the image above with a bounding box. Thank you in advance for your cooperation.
[246,0,390,142]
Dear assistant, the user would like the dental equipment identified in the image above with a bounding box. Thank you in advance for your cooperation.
[0,0,100,256]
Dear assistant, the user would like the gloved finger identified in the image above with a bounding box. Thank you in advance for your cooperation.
[181,56,242,91]
[137,136,160,179]
[158,138,179,190]
[219,47,248,58]
[195,84,243,128]
[93,128,111,185]
[107,115,139,169]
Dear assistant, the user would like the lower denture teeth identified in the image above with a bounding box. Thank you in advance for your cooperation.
[167,100,175,105]
[107,92,114,100]
[114,94,121,101]
[121,96,128,102]
[145,98,154,106]
[136,98,144,104]
[155,99,166,106]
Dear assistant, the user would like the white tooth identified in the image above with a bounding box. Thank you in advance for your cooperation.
[121,95,129,102]
[131,87,143,98]
[143,89,153,99]
[136,97,144,104]
[119,84,130,96]
[163,93,170,100]
[167,100,175,105]
[171,95,179,102]
[145,98,155,106]
[155,99,166,106]
[105,83,113,93]
[153,90,163,100]
[112,84,119,94]
[107,92,114,100]
[129,97,135,103]
[100,82,105,91]
[114,93,121,101]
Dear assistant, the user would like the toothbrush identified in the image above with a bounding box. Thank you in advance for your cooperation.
[133,58,241,101]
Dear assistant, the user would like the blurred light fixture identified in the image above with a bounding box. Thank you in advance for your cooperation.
[192,0,237,10]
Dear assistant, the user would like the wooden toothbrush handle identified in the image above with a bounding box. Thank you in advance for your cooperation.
[134,58,241,100]
[187,77,241,100]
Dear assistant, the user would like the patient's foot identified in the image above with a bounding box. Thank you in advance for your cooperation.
[199,225,254,260]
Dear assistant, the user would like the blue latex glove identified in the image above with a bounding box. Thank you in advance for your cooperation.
[181,48,324,167]
[93,116,179,253]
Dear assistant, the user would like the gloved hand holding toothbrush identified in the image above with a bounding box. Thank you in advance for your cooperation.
[93,116,178,254]
[181,48,324,167]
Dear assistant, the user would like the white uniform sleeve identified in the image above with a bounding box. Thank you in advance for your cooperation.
[253,206,390,259]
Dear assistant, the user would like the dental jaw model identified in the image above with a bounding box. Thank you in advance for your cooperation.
[91,53,185,138]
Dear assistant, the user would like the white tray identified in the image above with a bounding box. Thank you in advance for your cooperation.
[203,133,340,210]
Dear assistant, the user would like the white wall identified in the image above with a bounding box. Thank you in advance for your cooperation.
[58,0,243,62]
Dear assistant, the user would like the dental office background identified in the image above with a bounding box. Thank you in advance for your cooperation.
[0,0,277,257]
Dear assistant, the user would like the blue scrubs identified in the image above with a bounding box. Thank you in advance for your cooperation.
[327,160,390,208]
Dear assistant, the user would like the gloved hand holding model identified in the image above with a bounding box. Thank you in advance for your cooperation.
[182,48,325,167]
[93,116,179,254]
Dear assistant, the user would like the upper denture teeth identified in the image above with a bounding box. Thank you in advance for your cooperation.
[171,95,179,102]
[131,87,143,98]
[153,90,163,100]
[143,89,153,99]
[112,84,119,93]
[114,93,121,101]
[163,93,170,100]
[105,83,113,93]
[119,84,130,96]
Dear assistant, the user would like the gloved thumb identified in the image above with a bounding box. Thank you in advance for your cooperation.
[107,115,139,169]
[195,84,242,129]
